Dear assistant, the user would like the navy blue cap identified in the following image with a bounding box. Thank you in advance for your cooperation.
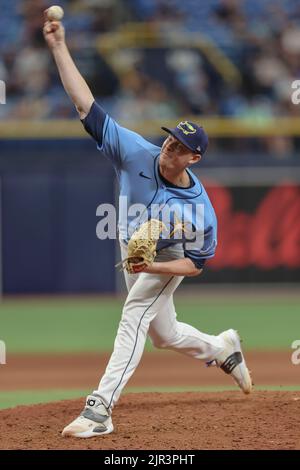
[161,121,209,155]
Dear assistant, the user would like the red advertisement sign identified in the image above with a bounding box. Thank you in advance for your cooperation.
[205,182,300,271]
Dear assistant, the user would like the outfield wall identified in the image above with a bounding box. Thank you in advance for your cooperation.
[0,138,299,293]
[0,139,116,294]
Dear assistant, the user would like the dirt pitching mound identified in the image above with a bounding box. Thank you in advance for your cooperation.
[1,391,300,450]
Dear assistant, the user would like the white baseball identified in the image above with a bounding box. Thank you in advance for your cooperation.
[47,5,64,21]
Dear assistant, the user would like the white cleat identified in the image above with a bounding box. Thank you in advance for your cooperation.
[62,395,113,438]
[214,329,253,394]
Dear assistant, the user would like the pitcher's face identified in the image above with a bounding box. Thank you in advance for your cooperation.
[160,135,201,171]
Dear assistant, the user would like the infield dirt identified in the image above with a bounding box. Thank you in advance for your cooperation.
[1,350,300,449]
[1,391,300,450]
[1,350,299,390]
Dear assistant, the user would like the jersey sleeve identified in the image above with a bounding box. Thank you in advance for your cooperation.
[183,224,217,270]
[81,101,156,169]
[81,101,106,144]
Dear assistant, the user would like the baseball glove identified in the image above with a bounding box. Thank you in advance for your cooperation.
[117,219,166,274]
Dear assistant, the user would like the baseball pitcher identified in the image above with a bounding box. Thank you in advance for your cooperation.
[43,16,252,439]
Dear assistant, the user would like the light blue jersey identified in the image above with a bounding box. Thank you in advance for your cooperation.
[82,102,217,269]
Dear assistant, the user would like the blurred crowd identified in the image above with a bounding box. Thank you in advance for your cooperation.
[1,0,300,156]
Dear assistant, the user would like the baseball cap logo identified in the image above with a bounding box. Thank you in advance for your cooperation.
[177,121,197,136]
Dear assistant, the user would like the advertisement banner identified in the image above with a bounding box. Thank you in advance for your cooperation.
[197,181,300,283]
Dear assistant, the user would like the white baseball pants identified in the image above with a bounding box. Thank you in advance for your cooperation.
[94,242,225,410]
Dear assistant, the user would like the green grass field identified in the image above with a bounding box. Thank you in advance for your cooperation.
[1,385,300,410]
[1,291,299,410]
[1,292,299,353]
